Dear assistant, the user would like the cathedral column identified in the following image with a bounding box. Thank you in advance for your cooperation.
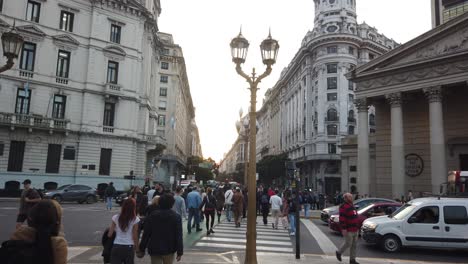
[386,93,405,199]
[356,98,370,196]
[423,87,447,194]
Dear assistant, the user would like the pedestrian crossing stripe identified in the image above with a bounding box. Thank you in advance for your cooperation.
[212,227,290,236]
[201,237,292,246]
[195,243,293,253]
[213,233,291,241]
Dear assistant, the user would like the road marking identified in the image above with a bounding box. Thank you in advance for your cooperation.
[214,233,291,240]
[201,237,292,246]
[67,247,93,261]
[210,229,291,236]
[195,242,293,253]
[301,219,337,255]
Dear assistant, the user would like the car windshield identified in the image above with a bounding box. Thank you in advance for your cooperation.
[358,204,375,214]
[390,203,416,220]
[57,185,71,190]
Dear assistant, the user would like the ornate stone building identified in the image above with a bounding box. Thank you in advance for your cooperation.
[348,12,468,198]
[432,0,468,27]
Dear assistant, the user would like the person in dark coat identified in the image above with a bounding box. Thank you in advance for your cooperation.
[104,182,116,210]
[101,228,116,263]
[138,194,183,263]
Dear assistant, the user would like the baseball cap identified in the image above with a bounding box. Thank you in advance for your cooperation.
[22,179,31,185]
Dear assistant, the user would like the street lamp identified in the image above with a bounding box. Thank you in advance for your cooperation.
[0,26,24,73]
[230,29,279,264]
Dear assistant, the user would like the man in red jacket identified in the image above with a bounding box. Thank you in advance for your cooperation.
[336,193,359,264]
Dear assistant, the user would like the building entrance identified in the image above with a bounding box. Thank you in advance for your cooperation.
[460,154,468,170]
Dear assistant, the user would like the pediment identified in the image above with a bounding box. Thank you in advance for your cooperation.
[351,12,468,77]
[16,25,46,37]
[52,34,80,46]
[103,45,126,61]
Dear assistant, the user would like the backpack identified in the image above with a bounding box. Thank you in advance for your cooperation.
[204,195,216,210]
[0,240,36,264]
[261,194,269,205]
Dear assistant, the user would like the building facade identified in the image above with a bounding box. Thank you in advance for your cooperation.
[255,0,396,194]
[432,0,468,27]
[348,12,468,198]
[0,0,165,190]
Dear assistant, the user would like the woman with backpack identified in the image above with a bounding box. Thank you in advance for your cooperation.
[260,189,270,225]
[108,198,140,264]
[7,199,67,264]
[200,187,217,236]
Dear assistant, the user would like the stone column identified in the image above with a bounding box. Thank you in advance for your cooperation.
[386,93,405,199]
[356,98,370,196]
[424,87,447,194]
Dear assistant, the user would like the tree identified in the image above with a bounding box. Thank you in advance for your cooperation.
[256,153,289,186]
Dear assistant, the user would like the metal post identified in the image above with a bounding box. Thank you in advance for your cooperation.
[295,171,301,259]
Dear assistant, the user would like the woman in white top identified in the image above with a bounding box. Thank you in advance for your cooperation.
[108,198,140,264]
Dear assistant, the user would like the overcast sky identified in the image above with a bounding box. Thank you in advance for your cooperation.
[158,0,432,162]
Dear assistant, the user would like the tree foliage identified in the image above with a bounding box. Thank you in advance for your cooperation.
[256,153,289,186]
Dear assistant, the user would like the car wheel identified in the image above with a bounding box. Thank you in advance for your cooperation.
[52,195,62,203]
[381,234,401,253]
[86,195,96,204]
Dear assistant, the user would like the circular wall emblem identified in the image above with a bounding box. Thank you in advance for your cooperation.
[405,154,424,177]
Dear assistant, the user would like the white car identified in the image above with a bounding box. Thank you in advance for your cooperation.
[361,197,468,253]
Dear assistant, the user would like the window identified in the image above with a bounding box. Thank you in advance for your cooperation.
[327,46,338,54]
[158,115,166,126]
[327,63,337,74]
[348,46,355,55]
[63,146,75,160]
[59,11,74,32]
[103,103,115,127]
[369,113,376,126]
[327,77,337,89]
[26,0,41,22]
[327,93,337,101]
[409,206,439,224]
[20,42,36,72]
[349,81,354,91]
[161,48,170,55]
[160,87,167,97]
[370,128,376,134]
[0,0,3,12]
[350,166,357,172]
[328,143,337,154]
[160,75,168,83]
[444,206,468,225]
[158,101,167,111]
[46,144,61,173]
[8,141,26,172]
[15,88,31,114]
[327,108,338,121]
[106,61,119,84]
[327,125,338,135]
[99,148,112,175]
[349,94,354,102]
[56,50,71,78]
[369,53,375,60]
[161,62,169,70]
[0,142,3,156]
[348,125,355,135]
[52,95,66,119]
[110,24,121,44]
[348,110,355,122]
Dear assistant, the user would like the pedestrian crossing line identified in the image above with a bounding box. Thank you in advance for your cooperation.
[213,227,290,236]
[201,237,292,246]
[213,233,291,241]
[216,223,289,231]
[195,243,293,253]
[67,247,94,261]
[210,229,291,237]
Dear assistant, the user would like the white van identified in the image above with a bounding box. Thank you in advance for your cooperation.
[361,197,468,252]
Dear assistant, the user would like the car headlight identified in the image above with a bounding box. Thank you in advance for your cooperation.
[330,216,339,223]
[363,222,378,231]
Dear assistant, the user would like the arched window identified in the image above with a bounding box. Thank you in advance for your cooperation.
[348,125,355,135]
[327,108,338,121]
[327,124,338,135]
[348,110,355,122]
[369,113,376,126]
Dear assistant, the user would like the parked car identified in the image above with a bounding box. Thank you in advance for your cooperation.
[44,184,98,204]
[115,192,128,206]
[321,197,396,223]
[361,197,468,253]
[329,202,401,234]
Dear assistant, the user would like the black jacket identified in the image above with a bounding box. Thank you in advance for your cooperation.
[101,228,116,263]
[139,209,183,257]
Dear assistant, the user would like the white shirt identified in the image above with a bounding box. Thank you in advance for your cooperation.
[112,214,140,245]
[147,189,156,205]
[270,195,282,210]
[225,190,234,205]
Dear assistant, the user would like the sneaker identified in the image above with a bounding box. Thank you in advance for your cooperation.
[335,251,342,262]
[196,228,203,232]
[350,260,359,264]
[290,232,295,236]
[207,231,210,236]
[210,229,215,234]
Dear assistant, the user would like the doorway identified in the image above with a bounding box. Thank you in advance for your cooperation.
[460,155,468,171]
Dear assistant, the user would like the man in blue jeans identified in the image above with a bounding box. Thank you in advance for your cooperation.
[104,182,116,210]
[187,186,202,234]
[224,186,234,222]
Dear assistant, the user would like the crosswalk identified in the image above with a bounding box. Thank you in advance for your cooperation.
[193,217,294,253]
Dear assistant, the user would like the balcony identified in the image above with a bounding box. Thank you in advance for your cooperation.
[103,126,115,133]
[140,134,166,145]
[56,77,69,85]
[19,70,34,79]
[104,83,122,95]
[0,112,70,133]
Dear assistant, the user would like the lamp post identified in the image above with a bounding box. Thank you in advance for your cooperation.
[230,29,279,264]
[0,26,24,73]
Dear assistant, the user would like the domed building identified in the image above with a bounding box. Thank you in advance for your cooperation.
[256,0,397,194]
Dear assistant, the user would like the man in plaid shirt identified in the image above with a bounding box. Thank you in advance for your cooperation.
[336,193,360,264]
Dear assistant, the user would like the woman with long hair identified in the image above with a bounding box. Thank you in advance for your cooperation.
[108,198,140,264]
[10,199,67,264]
[200,187,217,236]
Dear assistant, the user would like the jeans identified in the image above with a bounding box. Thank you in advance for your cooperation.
[110,244,134,264]
[205,210,215,230]
[288,213,296,234]
[225,204,232,222]
[303,204,311,218]
[338,231,358,261]
[150,254,175,264]
[187,208,200,232]
[106,197,113,210]
[262,207,269,225]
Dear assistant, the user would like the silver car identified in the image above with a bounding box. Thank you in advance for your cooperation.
[45,184,98,204]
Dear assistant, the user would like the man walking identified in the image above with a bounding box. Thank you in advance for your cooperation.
[336,193,360,264]
[224,186,234,222]
[16,179,41,229]
[260,189,270,225]
[232,187,244,227]
[104,182,116,210]
[269,190,282,229]
[173,186,187,220]
[186,186,202,233]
